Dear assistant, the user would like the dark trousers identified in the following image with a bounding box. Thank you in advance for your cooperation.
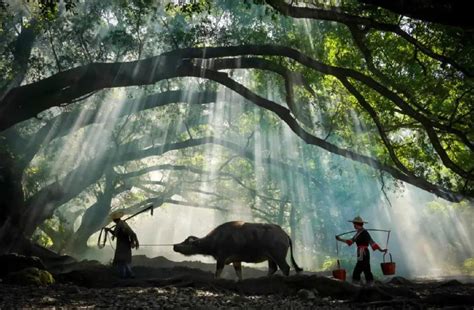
[117,263,134,279]
[352,251,374,283]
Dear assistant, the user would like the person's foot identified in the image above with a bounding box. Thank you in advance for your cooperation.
[366,281,374,287]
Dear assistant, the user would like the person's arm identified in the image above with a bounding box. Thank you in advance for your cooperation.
[335,235,353,246]
[131,231,139,249]
[368,233,387,252]
[105,227,116,237]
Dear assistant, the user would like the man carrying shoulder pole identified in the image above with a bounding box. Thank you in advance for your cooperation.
[107,210,139,279]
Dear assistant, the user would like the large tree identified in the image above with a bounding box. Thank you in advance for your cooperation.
[0,0,472,253]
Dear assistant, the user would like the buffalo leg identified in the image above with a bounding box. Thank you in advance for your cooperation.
[233,261,243,281]
[267,260,278,276]
[274,256,290,276]
[215,259,225,278]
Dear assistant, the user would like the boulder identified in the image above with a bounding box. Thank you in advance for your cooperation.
[437,279,463,287]
[297,288,318,300]
[0,253,45,278]
[386,276,412,285]
[4,267,55,286]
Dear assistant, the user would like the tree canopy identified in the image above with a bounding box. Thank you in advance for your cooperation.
[0,0,472,257]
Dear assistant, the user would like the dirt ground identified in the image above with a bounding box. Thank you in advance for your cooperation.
[1,255,473,309]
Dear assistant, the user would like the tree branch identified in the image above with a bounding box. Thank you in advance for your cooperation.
[339,77,413,176]
[2,45,471,200]
[264,0,472,77]
[180,64,466,201]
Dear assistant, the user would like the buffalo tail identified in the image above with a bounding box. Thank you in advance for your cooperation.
[288,237,303,273]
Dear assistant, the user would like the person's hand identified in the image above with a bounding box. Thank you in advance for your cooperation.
[134,241,139,250]
[381,248,388,253]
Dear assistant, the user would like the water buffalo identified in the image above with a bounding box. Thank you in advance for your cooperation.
[173,221,302,280]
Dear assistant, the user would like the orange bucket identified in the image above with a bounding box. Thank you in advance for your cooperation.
[332,260,346,281]
[380,252,396,275]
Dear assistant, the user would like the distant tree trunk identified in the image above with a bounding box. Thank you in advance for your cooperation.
[277,194,288,226]
[68,172,115,255]
[0,19,37,100]
[39,223,70,254]
[289,204,297,242]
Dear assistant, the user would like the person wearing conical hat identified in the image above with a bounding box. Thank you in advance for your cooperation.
[336,216,386,285]
[107,210,139,279]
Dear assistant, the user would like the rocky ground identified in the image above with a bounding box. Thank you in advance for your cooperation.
[0,284,341,309]
[1,277,473,309]
[0,254,473,309]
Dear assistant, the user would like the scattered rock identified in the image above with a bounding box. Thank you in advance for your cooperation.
[65,285,81,294]
[40,296,57,305]
[231,294,248,303]
[297,288,317,300]
[386,276,412,285]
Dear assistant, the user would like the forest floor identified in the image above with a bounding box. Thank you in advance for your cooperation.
[1,255,473,309]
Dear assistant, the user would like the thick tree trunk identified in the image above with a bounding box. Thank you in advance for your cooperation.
[68,174,115,255]
[0,149,28,253]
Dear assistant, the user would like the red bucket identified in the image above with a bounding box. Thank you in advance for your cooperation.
[380,252,396,275]
[332,260,346,281]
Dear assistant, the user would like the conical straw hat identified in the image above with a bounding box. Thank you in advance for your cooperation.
[109,210,125,221]
[348,216,367,224]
